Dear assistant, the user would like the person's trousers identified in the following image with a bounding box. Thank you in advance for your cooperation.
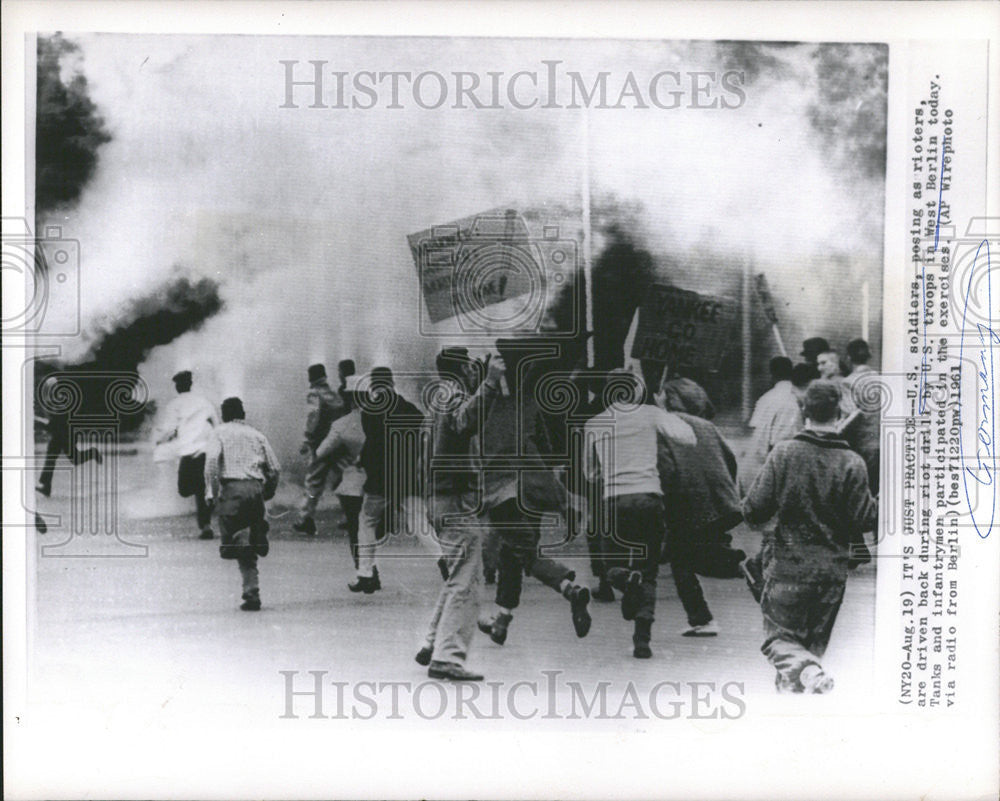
[38,435,100,490]
[425,493,482,666]
[667,525,746,626]
[482,523,500,577]
[489,498,573,610]
[178,453,211,529]
[357,493,440,576]
[217,479,267,600]
[602,493,665,622]
[338,494,363,568]
[761,573,846,684]
[299,454,341,520]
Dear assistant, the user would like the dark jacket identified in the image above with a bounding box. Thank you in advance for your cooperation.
[661,412,742,535]
[360,389,423,497]
[429,377,500,497]
[743,429,878,580]
[480,391,565,513]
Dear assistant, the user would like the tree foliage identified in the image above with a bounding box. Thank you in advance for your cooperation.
[36,33,111,217]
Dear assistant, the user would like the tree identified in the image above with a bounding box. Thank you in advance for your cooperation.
[35,33,111,220]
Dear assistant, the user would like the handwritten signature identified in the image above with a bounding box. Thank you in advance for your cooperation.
[959,239,997,538]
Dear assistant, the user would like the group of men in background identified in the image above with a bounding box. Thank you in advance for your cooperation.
[37,333,880,692]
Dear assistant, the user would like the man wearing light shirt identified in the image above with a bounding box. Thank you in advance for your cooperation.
[204,397,281,612]
[154,370,218,539]
[584,369,697,659]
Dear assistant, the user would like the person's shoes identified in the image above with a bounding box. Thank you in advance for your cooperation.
[292,517,316,536]
[799,664,835,694]
[565,585,592,638]
[219,543,240,560]
[489,612,513,645]
[775,673,800,694]
[251,520,270,557]
[620,571,644,621]
[35,482,51,498]
[633,618,653,658]
[477,616,494,636]
[199,528,214,540]
[484,568,496,585]
[240,593,261,611]
[437,557,449,581]
[348,572,380,594]
[681,620,719,637]
[415,646,433,666]
[372,565,382,590]
[740,556,763,603]
[592,578,616,602]
[35,513,48,534]
[427,661,483,681]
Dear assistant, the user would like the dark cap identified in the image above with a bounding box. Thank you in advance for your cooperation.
[172,370,192,385]
[307,364,327,383]
[801,337,830,360]
[221,396,245,422]
[846,338,871,364]
[338,359,356,377]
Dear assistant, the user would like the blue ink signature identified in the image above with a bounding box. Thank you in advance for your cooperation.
[919,137,952,414]
[959,239,997,538]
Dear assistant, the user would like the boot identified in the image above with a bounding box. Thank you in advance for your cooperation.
[633,617,652,659]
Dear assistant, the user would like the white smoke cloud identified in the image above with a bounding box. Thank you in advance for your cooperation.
[49,35,884,462]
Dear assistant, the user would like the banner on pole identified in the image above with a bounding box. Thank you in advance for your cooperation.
[407,207,580,337]
[630,284,739,370]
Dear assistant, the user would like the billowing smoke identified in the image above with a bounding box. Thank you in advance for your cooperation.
[43,36,886,464]
[35,34,111,221]
[35,275,222,430]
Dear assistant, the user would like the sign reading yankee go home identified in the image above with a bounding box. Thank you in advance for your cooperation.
[407,207,578,334]
[631,283,739,370]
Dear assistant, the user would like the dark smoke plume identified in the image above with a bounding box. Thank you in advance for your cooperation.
[35,33,112,220]
[35,276,223,432]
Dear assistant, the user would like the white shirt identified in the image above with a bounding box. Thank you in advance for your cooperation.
[748,380,804,459]
[584,403,696,499]
[316,407,366,497]
[154,391,218,458]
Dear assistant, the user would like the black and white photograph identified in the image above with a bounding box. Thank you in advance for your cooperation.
[3,3,998,800]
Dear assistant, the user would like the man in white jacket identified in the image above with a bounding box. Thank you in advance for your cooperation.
[154,370,218,539]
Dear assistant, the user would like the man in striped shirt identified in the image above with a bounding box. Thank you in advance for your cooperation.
[205,397,281,611]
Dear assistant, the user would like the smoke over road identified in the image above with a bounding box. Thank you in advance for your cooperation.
[40,35,886,461]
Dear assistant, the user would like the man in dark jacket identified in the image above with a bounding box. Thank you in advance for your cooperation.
[476,340,592,647]
[662,413,747,636]
[743,380,878,694]
[294,363,347,535]
[350,367,427,593]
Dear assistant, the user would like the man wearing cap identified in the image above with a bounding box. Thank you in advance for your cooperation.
[415,347,504,681]
[742,380,877,693]
[205,397,281,611]
[800,337,830,368]
[475,339,593,647]
[314,375,365,568]
[293,363,348,535]
[153,370,218,539]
